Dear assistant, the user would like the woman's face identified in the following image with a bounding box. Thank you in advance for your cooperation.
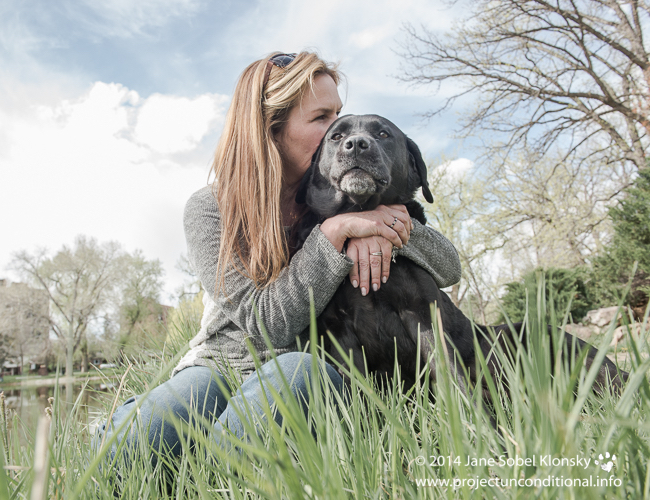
[276,73,343,185]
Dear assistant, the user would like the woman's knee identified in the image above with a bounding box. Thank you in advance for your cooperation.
[272,352,343,394]
[93,366,230,461]
[218,353,343,438]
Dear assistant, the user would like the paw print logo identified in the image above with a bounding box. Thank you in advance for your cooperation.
[595,452,616,472]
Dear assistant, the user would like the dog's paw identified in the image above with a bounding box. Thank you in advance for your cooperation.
[594,452,616,472]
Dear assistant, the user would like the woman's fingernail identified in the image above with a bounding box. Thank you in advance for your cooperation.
[372,283,378,292]
[352,280,358,288]
[361,287,367,296]
[382,276,387,283]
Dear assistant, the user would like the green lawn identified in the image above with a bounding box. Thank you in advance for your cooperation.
[1,292,648,499]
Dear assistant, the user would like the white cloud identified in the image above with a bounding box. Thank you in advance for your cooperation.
[349,25,394,50]
[0,81,228,303]
[433,158,474,182]
[134,93,228,154]
[446,158,474,177]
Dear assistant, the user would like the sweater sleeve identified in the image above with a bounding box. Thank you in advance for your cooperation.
[394,219,461,289]
[184,186,353,348]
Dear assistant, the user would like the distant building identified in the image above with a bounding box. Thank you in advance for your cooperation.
[2,360,21,376]
[0,279,50,375]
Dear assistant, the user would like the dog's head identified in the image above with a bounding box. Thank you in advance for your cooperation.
[296,114,433,217]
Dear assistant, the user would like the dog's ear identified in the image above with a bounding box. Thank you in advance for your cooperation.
[295,141,324,204]
[406,137,434,203]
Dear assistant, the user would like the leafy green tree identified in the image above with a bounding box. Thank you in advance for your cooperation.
[10,236,123,377]
[167,289,204,345]
[591,167,650,317]
[116,250,166,352]
[10,237,167,374]
[166,253,204,344]
[499,267,596,323]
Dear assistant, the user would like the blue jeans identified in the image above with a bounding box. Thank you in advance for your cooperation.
[93,352,343,465]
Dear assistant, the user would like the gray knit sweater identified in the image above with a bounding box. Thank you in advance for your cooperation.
[172,185,461,379]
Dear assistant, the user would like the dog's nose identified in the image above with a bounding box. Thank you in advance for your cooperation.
[344,136,369,152]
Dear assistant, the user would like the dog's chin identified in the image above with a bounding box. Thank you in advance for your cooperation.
[339,169,387,205]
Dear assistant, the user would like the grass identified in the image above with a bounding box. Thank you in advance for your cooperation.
[1,284,648,499]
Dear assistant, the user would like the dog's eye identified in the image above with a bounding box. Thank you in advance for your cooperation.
[331,133,343,141]
[378,131,389,138]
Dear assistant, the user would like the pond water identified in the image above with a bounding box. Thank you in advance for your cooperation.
[0,380,117,442]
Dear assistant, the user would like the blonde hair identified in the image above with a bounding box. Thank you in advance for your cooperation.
[212,51,340,291]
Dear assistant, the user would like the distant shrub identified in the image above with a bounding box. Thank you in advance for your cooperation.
[590,167,650,318]
[499,267,596,323]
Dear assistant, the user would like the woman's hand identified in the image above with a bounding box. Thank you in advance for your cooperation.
[320,204,413,295]
[345,236,393,296]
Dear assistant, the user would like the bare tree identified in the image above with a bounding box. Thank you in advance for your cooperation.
[424,159,507,322]
[9,236,123,377]
[424,148,632,322]
[399,0,649,170]
[484,149,631,270]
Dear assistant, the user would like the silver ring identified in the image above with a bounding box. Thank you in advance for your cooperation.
[389,217,398,229]
[370,251,383,256]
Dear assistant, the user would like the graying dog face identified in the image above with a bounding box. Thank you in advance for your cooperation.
[296,114,433,218]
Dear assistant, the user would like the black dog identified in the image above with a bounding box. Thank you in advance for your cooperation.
[293,114,628,395]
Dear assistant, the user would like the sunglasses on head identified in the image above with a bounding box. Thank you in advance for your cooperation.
[263,53,297,88]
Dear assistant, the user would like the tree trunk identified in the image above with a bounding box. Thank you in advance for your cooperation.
[66,326,74,378]
[80,339,88,373]
[450,284,460,307]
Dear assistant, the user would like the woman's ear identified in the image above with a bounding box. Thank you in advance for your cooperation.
[406,137,434,203]
[272,124,284,153]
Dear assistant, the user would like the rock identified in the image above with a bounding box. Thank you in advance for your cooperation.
[611,327,626,346]
[564,324,599,341]
[584,306,621,328]
[611,323,646,346]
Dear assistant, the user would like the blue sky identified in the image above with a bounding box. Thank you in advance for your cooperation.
[0,0,472,303]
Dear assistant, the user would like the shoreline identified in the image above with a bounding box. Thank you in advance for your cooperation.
[0,373,122,389]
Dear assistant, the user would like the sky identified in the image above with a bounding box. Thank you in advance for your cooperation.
[0,0,473,305]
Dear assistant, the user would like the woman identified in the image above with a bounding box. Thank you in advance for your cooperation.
[95,51,461,464]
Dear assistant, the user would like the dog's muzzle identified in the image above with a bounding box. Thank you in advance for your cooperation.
[334,135,390,201]
[339,167,388,197]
